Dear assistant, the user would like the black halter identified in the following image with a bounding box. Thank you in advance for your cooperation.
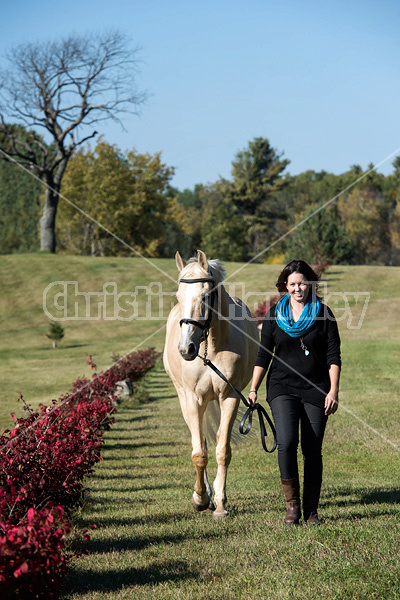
[179,267,217,337]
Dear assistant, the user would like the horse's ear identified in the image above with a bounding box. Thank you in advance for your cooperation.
[197,249,208,272]
[175,251,186,272]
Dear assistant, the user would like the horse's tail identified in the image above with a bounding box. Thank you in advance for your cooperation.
[203,400,256,447]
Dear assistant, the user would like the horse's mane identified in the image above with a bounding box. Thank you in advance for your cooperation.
[179,257,226,285]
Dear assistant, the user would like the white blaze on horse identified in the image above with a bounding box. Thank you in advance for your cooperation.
[163,250,259,518]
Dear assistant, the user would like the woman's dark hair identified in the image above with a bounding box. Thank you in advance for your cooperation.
[276,260,320,297]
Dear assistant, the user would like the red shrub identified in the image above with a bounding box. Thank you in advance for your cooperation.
[253,294,281,326]
[107,347,160,384]
[0,348,159,598]
[0,504,71,599]
[0,393,114,523]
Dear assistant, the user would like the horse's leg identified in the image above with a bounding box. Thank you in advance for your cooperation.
[213,396,239,518]
[204,439,215,511]
[178,392,210,511]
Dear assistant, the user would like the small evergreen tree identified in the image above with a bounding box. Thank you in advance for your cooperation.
[46,322,65,349]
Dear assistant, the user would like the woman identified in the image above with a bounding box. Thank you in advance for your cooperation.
[248,260,341,526]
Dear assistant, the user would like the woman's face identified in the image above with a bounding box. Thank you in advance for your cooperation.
[285,271,311,304]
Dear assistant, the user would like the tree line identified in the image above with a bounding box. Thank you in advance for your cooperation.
[1,133,400,265]
[1,31,400,265]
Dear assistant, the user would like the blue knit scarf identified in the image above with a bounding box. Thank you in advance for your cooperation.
[275,293,321,338]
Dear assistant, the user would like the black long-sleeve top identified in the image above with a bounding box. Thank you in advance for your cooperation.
[255,303,341,407]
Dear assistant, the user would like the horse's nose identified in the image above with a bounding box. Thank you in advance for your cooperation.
[188,342,196,356]
[178,341,198,361]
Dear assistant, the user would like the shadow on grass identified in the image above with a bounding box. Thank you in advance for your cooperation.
[63,344,89,349]
[103,441,177,451]
[76,509,190,529]
[124,425,153,433]
[143,453,181,459]
[80,528,223,555]
[104,415,152,427]
[361,487,400,504]
[321,485,400,521]
[102,453,180,463]
[63,559,198,595]
[115,408,152,416]
[323,485,400,507]
[92,472,151,481]
[83,494,141,506]
[89,482,177,494]
[148,392,177,401]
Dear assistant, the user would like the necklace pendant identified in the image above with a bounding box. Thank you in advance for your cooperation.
[300,337,309,356]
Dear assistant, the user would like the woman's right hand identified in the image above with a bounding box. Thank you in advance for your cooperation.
[248,390,257,405]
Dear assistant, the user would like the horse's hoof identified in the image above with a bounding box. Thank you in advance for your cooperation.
[213,509,229,519]
[208,499,216,512]
[191,495,210,512]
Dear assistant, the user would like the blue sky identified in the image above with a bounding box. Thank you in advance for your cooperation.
[2,0,400,190]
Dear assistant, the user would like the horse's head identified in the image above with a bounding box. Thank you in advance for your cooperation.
[175,249,218,361]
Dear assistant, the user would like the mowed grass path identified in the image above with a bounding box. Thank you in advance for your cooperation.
[1,255,399,598]
[62,361,400,600]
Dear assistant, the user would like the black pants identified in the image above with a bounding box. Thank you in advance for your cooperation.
[269,395,328,484]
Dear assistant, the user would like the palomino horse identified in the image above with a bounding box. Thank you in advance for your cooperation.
[163,250,259,518]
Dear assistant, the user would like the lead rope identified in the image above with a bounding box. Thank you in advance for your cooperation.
[198,333,276,454]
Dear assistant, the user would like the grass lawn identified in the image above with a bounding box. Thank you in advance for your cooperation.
[61,361,399,600]
[1,254,399,599]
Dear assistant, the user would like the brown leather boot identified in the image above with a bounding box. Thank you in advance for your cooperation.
[281,477,301,526]
[303,482,321,525]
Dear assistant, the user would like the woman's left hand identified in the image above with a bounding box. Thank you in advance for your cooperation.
[325,390,338,415]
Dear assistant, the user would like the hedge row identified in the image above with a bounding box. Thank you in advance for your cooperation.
[0,348,159,599]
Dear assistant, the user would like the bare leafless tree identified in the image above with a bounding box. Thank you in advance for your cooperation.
[0,31,147,252]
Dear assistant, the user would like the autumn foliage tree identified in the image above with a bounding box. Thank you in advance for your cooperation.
[338,187,391,264]
[162,194,200,258]
[56,140,175,256]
